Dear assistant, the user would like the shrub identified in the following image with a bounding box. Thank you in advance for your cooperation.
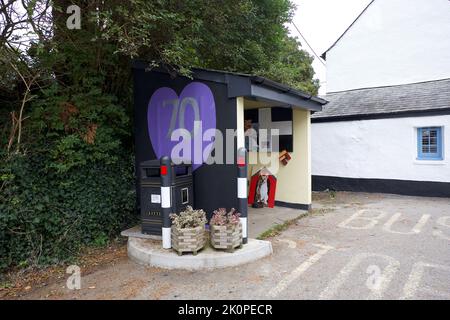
[0,151,136,271]
[210,208,240,226]
[0,85,137,272]
[170,206,207,229]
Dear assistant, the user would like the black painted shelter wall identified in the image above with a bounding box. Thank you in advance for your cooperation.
[133,69,238,216]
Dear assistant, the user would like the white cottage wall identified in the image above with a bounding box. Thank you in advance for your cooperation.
[311,115,450,182]
[326,0,450,92]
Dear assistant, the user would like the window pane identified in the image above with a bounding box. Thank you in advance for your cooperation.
[418,127,442,160]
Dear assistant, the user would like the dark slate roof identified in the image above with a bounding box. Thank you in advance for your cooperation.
[132,60,327,111]
[312,79,450,121]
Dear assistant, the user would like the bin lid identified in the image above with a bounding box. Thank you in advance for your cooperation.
[140,159,191,168]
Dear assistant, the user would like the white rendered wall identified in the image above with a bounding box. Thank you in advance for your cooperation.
[326,0,450,92]
[311,115,450,182]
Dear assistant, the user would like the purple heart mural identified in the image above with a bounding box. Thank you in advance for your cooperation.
[147,82,216,170]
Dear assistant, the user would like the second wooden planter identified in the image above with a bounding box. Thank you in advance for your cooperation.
[210,223,243,252]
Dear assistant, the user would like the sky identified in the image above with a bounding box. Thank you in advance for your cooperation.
[288,0,373,94]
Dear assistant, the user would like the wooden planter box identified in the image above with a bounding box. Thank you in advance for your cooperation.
[210,223,243,252]
[171,225,206,256]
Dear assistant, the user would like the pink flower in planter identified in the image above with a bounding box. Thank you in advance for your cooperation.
[210,208,240,226]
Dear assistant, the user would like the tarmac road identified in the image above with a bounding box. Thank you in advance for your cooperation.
[20,192,450,300]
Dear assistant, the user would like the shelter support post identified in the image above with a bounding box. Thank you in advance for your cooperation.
[160,156,172,249]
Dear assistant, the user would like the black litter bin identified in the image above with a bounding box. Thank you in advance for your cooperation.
[139,159,193,235]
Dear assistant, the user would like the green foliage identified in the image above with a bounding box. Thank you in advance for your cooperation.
[256,213,306,240]
[0,54,136,271]
[0,150,136,270]
[262,36,320,95]
[29,84,129,172]
[100,0,319,93]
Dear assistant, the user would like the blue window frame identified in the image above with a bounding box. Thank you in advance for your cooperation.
[417,127,443,160]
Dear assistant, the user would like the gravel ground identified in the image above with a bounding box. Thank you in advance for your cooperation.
[9,192,450,300]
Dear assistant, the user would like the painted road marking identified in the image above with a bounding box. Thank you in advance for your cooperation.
[267,244,334,298]
[338,209,387,230]
[319,253,400,300]
[278,239,297,249]
[400,262,450,300]
[382,213,431,235]
[433,216,450,241]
